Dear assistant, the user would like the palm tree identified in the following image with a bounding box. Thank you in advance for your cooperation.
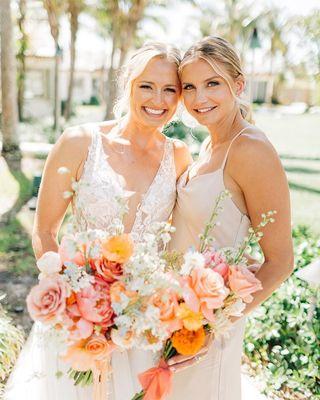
[0,0,20,159]
[95,0,150,120]
[300,11,320,104]
[266,12,290,103]
[43,0,66,135]
[196,0,266,56]
[64,0,86,121]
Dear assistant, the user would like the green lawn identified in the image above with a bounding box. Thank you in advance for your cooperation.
[255,113,320,234]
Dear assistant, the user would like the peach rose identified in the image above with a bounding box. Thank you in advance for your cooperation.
[90,258,123,283]
[110,281,138,304]
[61,334,114,371]
[228,265,262,303]
[59,235,86,266]
[182,267,229,322]
[76,275,114,328]
[151,290,183,333]
[27,274,68,324]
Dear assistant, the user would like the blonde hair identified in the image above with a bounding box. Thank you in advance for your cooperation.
[114,42,182,119]
[180,36,253,123]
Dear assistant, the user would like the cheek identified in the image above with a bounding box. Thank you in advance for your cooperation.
[182,92,194,110]
[165,93,179,109]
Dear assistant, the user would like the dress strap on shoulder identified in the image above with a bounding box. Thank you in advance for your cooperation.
[85,124,103,170]
[221,127,249,170]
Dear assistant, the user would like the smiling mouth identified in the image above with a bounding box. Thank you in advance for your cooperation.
[194,106,217,114]
[142,106,167,117]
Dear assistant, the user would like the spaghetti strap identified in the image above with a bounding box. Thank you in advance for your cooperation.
[221,127,250,170]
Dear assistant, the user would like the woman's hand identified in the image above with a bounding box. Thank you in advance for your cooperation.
[167,332,214,373]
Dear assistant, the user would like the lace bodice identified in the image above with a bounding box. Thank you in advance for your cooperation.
[72,124,177,240]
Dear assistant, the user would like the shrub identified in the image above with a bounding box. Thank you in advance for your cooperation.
[0,296,25,395]
[244,225,320,399]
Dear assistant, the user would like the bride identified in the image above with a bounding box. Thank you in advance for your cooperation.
[4,42,191,400]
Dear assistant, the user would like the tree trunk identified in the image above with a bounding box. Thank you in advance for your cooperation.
[17,0,27,122]
[53,46,61,137]
[64,2,80,121]
[0,0,21,160]
[105,36,118,120]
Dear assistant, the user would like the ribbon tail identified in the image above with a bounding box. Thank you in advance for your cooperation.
[93,358,111,400]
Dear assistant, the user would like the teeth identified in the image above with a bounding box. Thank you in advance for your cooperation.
[197,107,214,113]
[144,107,165,115]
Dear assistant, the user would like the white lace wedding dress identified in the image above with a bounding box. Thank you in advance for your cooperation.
[4,125,177,400]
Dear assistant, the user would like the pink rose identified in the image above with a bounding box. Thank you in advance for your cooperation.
[59,235,86,266]
[76,275,114,328]
[151,289,183,333]
[182,267,229,322]
[27,274,68,324]
[203,249,230,283]
[90,258,123,283]
[228,265,262,303]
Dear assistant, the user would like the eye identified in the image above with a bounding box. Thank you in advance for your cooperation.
[140,84,152,90]
[208,81,219,87]
[182,84,194,91]
[165,87,177,93]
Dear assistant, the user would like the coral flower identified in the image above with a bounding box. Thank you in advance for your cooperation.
[171,326,206,356]
[101,234,134,264]
[176,303,203,331]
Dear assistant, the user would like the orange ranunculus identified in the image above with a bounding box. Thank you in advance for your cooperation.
[171,326,206,356]
[176,303,203,331]
[101,234,134,264]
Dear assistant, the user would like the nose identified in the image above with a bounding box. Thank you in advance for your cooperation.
[153,89,165,106]
[194,89,208,107]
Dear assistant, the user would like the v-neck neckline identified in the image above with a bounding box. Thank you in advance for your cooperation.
[95,125,170,231]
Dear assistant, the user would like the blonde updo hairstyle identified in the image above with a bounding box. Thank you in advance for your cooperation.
[180,36,253,123]
[114,42,182,120]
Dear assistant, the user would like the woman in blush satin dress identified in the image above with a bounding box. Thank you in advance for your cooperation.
[4,42,192,400]
[167,36,294,400]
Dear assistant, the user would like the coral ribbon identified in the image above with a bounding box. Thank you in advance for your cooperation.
[138,359,173,400]
[92,358,110,400]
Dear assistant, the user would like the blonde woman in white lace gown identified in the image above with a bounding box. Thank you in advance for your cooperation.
[166,36,294,400]
[4,43,192,400]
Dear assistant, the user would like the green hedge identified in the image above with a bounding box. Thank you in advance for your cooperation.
[244,225,320,399]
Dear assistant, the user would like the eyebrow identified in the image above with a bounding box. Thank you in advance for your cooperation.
[182,75,221,85]
[138,80,178,87]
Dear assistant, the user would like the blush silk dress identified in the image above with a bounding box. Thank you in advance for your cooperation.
[4,124,177,400]
[168,128,251,400]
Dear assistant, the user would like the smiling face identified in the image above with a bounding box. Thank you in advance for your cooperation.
[129,56,181,128]
[180,57,244,128]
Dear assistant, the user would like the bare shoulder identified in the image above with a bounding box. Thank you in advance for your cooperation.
[230,126,282,173]
[171,138,193,177]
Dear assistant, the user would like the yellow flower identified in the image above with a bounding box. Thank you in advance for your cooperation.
[101,234,134,263]
[177,303,203,331]
[171,326,206,356]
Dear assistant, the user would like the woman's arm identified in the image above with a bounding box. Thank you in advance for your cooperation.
[230,134,294,315]
[32,126,90,260]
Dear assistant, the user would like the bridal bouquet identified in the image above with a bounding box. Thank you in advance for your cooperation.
[26,215,178,400]
[132,191,275,400]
